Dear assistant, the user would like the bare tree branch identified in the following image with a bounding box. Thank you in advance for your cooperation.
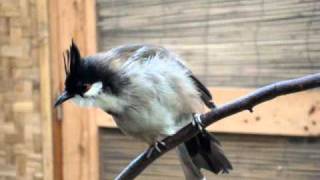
[115,73,320,180]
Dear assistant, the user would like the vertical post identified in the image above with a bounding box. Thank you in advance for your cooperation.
[48,0,98,179]
[36,0,54,179]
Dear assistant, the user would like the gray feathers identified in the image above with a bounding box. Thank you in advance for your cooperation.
[67,42,232,179]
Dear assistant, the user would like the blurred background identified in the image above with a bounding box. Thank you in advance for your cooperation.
[0,0,320,180]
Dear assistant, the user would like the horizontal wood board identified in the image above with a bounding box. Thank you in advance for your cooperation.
[95,87,320,136]
[99,128,320,180]
[96,0,320,87]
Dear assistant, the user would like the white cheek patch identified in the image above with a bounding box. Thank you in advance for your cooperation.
[84,81,103,97]
[72,95,86,106]
[72,95,96,107]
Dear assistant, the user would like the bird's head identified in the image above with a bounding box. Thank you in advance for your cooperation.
[54,41,105,107]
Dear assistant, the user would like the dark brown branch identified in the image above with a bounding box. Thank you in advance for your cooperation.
[115,73,320,180]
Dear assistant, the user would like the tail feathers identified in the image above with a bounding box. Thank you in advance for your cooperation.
[184,131,232,175]
[205,101,216,109]
[176,145,204,180]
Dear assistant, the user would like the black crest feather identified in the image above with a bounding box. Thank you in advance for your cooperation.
[63,40,82,76]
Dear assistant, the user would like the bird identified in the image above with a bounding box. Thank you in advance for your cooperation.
[54,41,232,180]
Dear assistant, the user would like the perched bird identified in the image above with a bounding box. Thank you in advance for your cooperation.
[55,41,232,180]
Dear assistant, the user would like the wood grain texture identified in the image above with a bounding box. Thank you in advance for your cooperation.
[49,0,99,179]
[96,0,320,87]
[95,0,320,136]
[99,128,320,180]
[48,0,64,179]
[37,0,54,179]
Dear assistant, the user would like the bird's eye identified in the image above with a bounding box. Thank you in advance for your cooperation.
[83,83,91,92]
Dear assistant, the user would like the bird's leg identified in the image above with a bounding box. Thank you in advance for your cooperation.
[146,140,166,158]
[154,141,166,152]
[192,113,205,132]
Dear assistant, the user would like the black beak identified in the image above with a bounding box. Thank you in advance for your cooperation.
[54,91,73,107]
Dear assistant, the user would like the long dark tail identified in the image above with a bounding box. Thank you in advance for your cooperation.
[177,131,232,180]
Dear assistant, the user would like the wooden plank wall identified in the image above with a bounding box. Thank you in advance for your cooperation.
[99,128,320,180]
[95,2,320,179]
[96,0,320,87]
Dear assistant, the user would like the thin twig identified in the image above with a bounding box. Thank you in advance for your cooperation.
[115,73,320,180]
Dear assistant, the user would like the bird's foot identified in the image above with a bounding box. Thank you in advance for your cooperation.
[146,140,166,158]
[192,113,205,132]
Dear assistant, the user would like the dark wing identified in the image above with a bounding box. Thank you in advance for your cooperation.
[189,74,216,109]
[132,45,217,108]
